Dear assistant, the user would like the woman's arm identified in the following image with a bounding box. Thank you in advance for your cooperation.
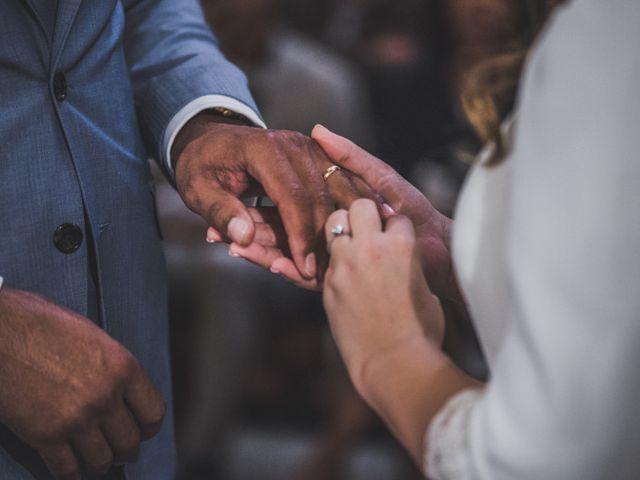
[321,200,480,466]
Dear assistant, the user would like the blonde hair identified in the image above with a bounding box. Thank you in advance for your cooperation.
[461,0,565,165]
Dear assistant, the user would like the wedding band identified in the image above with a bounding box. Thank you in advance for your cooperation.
[323,165,342,182]
[331,224,346,236]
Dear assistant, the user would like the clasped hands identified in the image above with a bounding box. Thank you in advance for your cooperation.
[174,117,462,396]
[173,114,461,304]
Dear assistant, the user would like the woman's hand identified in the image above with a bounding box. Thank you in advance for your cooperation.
[312,125,463,303]
[322,199,445,390]
[321,200,480,467]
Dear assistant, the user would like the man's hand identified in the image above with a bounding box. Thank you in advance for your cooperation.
[311,125,463,303]
[171,112,377,280]
[0,288,166,480]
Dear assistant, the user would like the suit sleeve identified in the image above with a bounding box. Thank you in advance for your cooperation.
[121,0,263,169]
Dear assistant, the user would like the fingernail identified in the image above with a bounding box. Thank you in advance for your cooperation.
[305,253,317,278]
[383,203,396,215]
[227,217,249,243]
[206,233,217,244]
[312,124,329,138]
[270,266,280,275]
[228,247,240,258]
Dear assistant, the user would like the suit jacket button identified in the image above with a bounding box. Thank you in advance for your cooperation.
[53,72,68,101]
[54,224,83,254]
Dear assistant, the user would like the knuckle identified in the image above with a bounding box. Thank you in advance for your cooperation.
[86,454,113,473]
[45,407,86,440]
[182,188,200,211]
[282,130,307,146]
[110,349,138,381]
[114,433,141,460]
[315,189,334,209]
[377,171,398,193]
[39,453,77,478]
[149,397,167,426]
[205,201,229,225]
[287,182,310,202]
[139,397,166,439]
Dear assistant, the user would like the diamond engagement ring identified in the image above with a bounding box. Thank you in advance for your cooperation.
[331,224,346,236]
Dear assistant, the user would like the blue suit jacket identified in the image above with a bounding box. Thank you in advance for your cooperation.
[0,1,259,478]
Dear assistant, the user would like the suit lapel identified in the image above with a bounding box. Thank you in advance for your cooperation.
[51,0,82,69]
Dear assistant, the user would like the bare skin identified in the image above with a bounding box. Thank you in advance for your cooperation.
[312,125,462,302]
[321,200,480,468]
[0,288,165,480]
[172,113,379,282]
[229,125,462,302]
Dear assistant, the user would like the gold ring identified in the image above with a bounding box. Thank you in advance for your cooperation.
[323,165,342,182]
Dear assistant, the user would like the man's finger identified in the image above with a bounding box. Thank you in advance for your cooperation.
[247,206,282,225]
[71,429,113,474]
[323,166,366,209]
[39,443,80,480]
[184,176,256,246]
[312,125,406,206]
[101,402,142,463]
[270,257,321,290]
[228,242,283,270]
[349,199,382,237]
[229,243,319,290]
[249,208,289,250]
[123,366,166,440]
[246,153,318,278]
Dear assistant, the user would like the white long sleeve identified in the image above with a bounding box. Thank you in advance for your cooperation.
[426,1,640,478]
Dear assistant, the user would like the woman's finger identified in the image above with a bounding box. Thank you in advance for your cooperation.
[229,241,318,289]
[229,241,284,269]
[312,125,407,207]
[384,214,416,238]
[270,257,321,290]
[349,199,382,237]
[324,209,351,253]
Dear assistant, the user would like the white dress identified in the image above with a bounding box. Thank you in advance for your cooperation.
[425,1,640,478]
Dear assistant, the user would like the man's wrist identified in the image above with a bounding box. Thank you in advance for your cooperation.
[163,96,266,176]
[170,110,258,171]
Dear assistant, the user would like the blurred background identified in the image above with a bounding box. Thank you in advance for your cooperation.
[152,0,516,478]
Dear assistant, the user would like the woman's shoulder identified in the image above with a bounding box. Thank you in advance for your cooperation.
[526,0,640,84]
[511,0,640,178]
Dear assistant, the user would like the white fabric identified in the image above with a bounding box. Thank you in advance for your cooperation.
[163,95,267,175]
[425,0,640,478]
[426,389,483,479]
